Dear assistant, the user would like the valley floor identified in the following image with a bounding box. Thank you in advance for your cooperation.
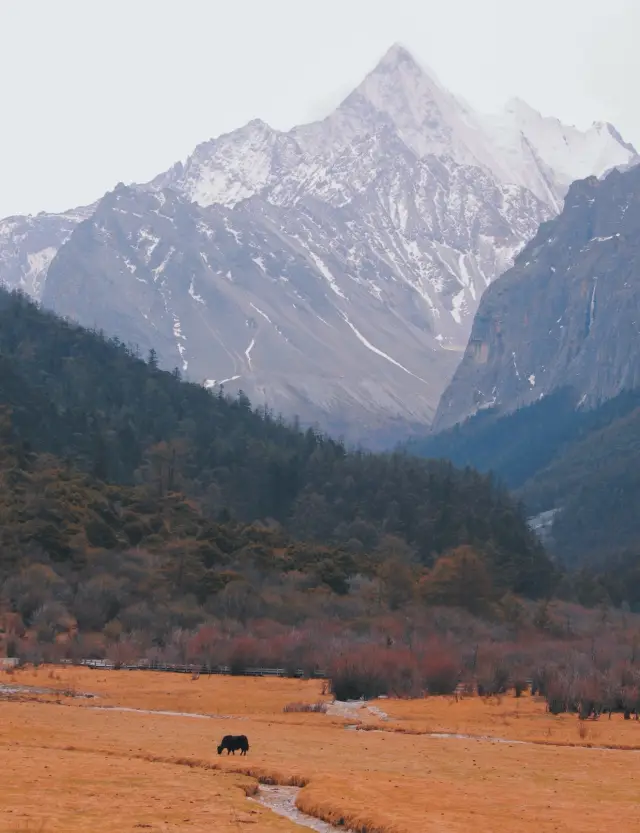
[1,667,639,832]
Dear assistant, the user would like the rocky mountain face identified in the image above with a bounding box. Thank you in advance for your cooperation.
[0,205,94,298]
[1,45,637,442]
[434,165,640,431]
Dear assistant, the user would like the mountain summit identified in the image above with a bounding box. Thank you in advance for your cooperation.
[1,46,637,443]
[292,41,479,163]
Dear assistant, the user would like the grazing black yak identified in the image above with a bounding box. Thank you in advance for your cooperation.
[217,734,249,755]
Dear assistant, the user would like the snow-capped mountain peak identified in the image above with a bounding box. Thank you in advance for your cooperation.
[150,47,637,214]
[0,45,638,443]
[376,41,422,70]
[349,43,476,160]
[150,118,303,208]
[503,97,546,121]
[292,41,486,171]
[497,98,638,190]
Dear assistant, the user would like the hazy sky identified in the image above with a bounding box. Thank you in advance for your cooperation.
[1,0,638,217]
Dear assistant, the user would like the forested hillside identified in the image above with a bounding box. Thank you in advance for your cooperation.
[409,387,640,571]
[407,388,584,489]
[0,288,564,662]
[0,289,549,585]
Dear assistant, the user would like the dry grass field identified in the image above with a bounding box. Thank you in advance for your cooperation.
[6,664,331,716]
[375,692,640,748]
[1,665,640,832]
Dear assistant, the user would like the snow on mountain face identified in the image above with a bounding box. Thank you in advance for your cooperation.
[292,45,485,166]
[42,158,544,441]
[290,45,637,208]
[150,120,306,208]
[433,165,640,432]
[0,206,93,297]
[493,98,638,193]
[0,44,638,442]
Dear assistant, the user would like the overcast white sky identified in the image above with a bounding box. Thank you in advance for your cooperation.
[1,0,638,217]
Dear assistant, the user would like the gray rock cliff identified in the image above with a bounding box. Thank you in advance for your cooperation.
[434,166,640,430]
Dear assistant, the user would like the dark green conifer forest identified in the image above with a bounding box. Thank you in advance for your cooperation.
[0,288,635,676]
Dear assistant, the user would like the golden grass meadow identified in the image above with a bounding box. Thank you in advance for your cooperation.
[1,665,639,832]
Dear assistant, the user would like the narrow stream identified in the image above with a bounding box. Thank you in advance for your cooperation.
[0,695,608,755]
[88,703,640,753]
[88,705,244,720]
[252,785,352,832]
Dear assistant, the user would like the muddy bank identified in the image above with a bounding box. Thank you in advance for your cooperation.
[326,699,390,721]
[0,683,97,699]
[252,785,353,832]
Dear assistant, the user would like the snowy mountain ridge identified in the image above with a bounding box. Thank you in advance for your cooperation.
[0,44,637,443]
[149,44,636,212]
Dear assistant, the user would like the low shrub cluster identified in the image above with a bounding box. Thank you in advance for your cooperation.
[326,639,462,700]
[534,662,640,719]
[283,701,328,713]
[6,594,640,722]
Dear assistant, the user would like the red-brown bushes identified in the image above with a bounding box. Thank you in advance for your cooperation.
[179,623,323,676]
[326,640,465,700]
[185,625,226,666]
[226,635,272,674]
[419,639,460,695]
[327,644,421,700]
[106,638,142,670]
